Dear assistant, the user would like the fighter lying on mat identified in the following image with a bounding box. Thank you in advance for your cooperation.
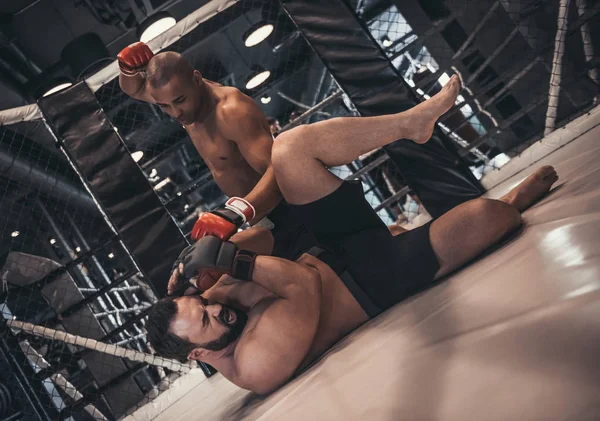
[118,42,314,261]
[145,75,559,395]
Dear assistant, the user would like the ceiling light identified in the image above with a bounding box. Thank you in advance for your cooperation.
[108,252,115,259]
[131,151,144,163]
[184,204,190,210]
[243,22,274,47]
[149,169,158,178]
[245,66,271,90]
[381,35,393,48]
[43,82,73,98]
[138,12,176,43]
[49,238,57,245]
[11,231,20,238]
[75,247,81,253]
[261,95,271,104]
[176,191,182,197]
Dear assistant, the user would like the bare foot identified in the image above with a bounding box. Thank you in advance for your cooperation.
[500,166,559,212]
[406,74,461,144]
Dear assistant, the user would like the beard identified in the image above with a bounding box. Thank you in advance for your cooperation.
[200,305,248,352]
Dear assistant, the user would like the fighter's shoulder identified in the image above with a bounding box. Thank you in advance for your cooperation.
[215,89,257,120]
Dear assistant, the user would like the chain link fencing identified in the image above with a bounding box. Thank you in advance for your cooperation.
[359,0,599,182]
[0,119,194,420]
[0,0,598,419]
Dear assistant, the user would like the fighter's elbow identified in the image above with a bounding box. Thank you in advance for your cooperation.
[235,369,287,396]
[250,381,281,396]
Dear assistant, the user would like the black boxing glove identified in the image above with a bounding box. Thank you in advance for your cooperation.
[179,236,256,285]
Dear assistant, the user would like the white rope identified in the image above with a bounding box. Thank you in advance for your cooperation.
[0,0,240,127]
[544,0,571,136]
[19,341,109,421]
[0,103,42,126]
[8,319,194,374]
[85,0,239,93]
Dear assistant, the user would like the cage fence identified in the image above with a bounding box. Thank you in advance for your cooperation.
[0,120,191,420]
[359,0,599,181]
[0,0,598,419]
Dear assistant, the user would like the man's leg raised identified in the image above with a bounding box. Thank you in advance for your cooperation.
[272,75,461,205]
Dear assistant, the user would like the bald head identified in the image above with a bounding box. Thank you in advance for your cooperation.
[146,52,195,89]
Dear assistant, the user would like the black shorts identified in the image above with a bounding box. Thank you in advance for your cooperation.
[266,202,317,261]
[291,181,440,317]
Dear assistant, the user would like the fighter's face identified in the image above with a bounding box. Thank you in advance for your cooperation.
[149,72,203,125]
[170,295,247,354]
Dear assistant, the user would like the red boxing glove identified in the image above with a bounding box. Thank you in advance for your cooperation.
[117,42,154,76]
[191,197,256,241]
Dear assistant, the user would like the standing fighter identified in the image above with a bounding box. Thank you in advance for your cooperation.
[117,42,314,261]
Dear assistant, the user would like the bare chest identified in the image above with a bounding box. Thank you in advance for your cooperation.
[186,125,246,171]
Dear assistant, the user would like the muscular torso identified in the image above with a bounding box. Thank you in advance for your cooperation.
[205,254,369,373]
[296,254,369,366]
[185,85,262,198]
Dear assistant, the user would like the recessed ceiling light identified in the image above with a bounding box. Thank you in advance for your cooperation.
[381,35,393,48]
[243,22,274,47]
[245,66,271,90]
[49,238,57,245]
[139,12,176,43]
[261,95,271,104]
[11,231,20,238]
[108,252,115,259]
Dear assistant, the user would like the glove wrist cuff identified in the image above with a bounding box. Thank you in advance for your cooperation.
[118,65,139,76]
[225,197,255,223]
[232,250,256,281]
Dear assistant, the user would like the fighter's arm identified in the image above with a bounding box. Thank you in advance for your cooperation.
[119,73,153,102]
[217,93,282,223]
[117,42,154,102]
[231,256,322,395]
[202,227,275,312]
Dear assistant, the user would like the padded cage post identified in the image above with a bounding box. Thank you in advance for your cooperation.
[278,0,485,217]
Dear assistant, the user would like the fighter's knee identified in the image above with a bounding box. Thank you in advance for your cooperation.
[477,199,522,232]
[271,137,292,175]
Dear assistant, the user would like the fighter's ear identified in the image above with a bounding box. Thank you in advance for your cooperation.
[188,347,206,361]
[193,70,202,84]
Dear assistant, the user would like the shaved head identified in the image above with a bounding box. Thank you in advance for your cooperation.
[146,51,195,89]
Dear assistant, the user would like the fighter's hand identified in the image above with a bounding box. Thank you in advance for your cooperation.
[170,236,256,294]
[117,42,154,76]
[167,246,195,296]
[191,197,256,241]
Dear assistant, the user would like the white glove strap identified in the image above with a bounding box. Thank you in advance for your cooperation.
[225,197,256,222]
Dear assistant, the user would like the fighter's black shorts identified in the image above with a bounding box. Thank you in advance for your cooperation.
[291,180,440,318]
[266,201,317,261]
